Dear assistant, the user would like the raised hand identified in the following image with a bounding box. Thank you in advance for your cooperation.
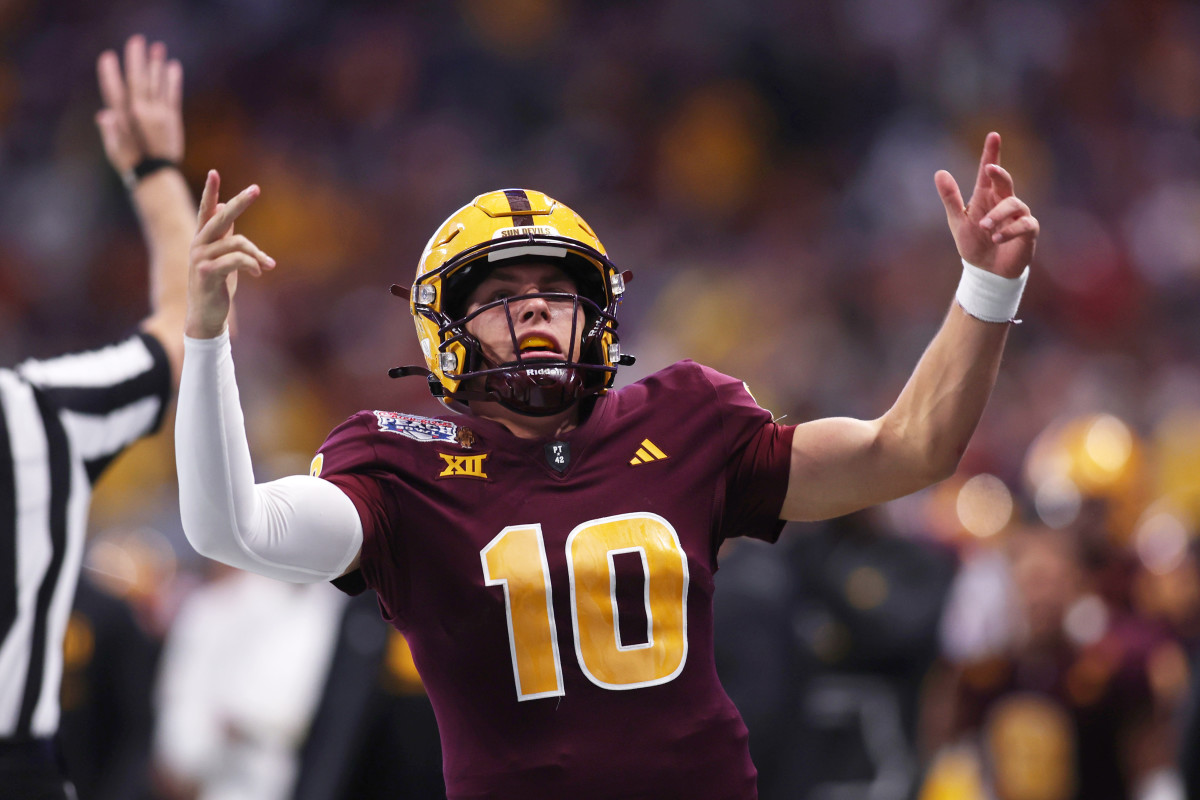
[934,132,1038,279]
[96,35,184,178]
[186,171,276,339]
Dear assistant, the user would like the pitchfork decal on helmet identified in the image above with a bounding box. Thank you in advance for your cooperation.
[389,189,635,416]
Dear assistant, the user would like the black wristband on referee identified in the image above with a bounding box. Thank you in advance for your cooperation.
[123,157,179,189]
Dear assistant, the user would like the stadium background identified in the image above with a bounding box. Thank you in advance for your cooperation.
[4,0,1200,798]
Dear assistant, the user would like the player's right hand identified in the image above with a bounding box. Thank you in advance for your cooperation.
[185,170,276,339]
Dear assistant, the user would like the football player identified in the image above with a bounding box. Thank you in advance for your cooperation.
[175,133,1037,799]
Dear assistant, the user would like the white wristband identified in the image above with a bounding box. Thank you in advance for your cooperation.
[955,259,1029,323]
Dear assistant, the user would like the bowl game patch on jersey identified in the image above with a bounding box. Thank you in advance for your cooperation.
[373,410,460,443]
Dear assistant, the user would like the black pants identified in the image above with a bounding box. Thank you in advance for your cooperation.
[0,739,76,800]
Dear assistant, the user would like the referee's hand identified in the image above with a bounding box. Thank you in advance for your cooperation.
[96,34,184,178]
[185,170,275,339]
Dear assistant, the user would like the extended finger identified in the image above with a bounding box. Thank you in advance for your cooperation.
[147,41,166,98]
[934,169,966,221]
[972,132,1001,199]
[197,170,221,228]
[166,59,183,113]
[198,184,261,242]
[979,196,1029,231]
[96,50,126,111]
[125,35,148,101]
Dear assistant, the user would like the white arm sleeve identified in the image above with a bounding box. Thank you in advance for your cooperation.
[175,331,363,582]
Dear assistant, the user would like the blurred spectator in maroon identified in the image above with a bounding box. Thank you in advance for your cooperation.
[923,524,1185,800]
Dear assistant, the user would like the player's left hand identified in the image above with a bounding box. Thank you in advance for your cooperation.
[95,34,184,177]
[934,132,1038,279]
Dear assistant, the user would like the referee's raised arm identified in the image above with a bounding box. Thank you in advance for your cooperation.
[96,34,195,387]
[0,35,195,800]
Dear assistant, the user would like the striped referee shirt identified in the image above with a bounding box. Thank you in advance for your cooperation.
[0,332,170,739]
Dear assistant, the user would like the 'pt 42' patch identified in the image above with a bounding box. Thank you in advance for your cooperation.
[373,411,459,443]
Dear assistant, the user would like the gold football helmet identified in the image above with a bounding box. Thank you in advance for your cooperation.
[390,189,633,415]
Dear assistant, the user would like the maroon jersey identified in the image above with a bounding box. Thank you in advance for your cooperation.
[314,361,795,799]
[950,618,1169,800]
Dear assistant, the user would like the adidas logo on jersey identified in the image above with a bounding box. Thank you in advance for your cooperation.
[629,439,669,466]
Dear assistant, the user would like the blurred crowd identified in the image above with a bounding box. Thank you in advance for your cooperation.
[6,0,1200,798]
